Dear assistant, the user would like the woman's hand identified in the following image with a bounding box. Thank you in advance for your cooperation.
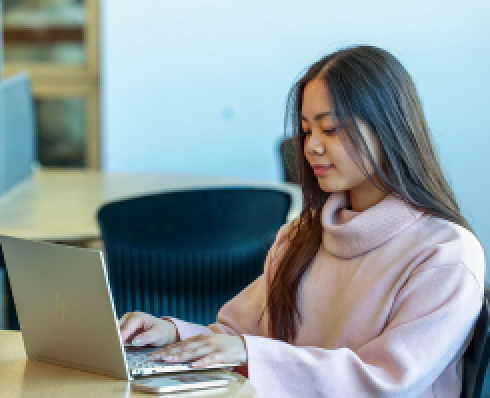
[152,334,247,368]
[119,311,178,347]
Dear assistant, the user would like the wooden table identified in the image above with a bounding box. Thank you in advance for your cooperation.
[0,169,303,243]
[0,331,250,397]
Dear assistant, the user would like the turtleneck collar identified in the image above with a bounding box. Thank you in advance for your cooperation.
[321,192,424,259]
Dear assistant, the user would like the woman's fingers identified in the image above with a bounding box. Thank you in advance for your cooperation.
[130,327,161,346]
[119,312,172,345]
[118,313,130,328]
[131,321,176,347]
[191,352,228,368]
[119,312,147,342]
[152,334,247,366]
[153,338,207,361]
[165,344,214,362]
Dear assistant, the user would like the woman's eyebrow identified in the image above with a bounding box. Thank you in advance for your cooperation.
[300,111,333,121]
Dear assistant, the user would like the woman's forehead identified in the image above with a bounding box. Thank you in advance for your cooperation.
[301,79,334,120]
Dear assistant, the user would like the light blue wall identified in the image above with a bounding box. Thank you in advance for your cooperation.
[0,73,35,195]
[101,0,490,270]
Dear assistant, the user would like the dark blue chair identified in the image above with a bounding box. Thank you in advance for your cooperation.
[0,246,20,330]
[278,136,300,184]
[96,187,291,325]
[462,295,490,398]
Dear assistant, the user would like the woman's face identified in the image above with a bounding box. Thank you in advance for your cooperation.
[301,78,386,211]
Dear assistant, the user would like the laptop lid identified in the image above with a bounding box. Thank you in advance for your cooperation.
[0,235,129,379]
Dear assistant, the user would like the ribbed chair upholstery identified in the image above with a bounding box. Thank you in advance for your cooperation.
[0,247,20,330]
[278,136,300,184]
[96,187,291,325]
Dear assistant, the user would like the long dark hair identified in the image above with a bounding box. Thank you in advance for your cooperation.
[267,45,474,342]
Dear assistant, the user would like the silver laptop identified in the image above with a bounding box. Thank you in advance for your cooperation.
[0,235,236,380]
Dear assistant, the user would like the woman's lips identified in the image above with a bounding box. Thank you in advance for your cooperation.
[312,165,333,176]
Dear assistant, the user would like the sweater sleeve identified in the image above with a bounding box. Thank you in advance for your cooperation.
[243,262,484,398]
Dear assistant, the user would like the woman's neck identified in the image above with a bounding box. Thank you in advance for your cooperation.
[348,181,388,212]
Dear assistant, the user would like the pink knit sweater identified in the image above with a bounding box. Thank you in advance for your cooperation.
[170,192,485,397]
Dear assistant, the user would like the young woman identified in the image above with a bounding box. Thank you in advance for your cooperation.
[119,46,485,397]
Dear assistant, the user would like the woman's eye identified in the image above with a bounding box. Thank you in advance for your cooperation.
[302,130,312,137]
[323,128,336,135]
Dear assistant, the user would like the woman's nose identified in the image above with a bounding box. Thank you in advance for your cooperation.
[305,134,325,155]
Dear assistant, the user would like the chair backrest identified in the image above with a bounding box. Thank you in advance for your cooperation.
[462,296,490,398]
[97,187,292,324]
[0,72,35,196]
[278,137,300,184]
[0,245,20,330]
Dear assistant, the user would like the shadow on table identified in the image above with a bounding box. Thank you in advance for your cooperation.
[21,359,252,397]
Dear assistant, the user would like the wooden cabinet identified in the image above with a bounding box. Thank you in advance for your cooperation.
[2,0,100,169]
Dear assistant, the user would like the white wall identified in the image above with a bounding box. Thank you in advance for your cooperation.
[102,0,490,270]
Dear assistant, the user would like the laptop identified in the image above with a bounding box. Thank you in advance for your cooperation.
[0,234,237,380]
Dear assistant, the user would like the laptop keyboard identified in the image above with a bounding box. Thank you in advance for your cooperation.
[125,346,236,377]
[126,350,194,376]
